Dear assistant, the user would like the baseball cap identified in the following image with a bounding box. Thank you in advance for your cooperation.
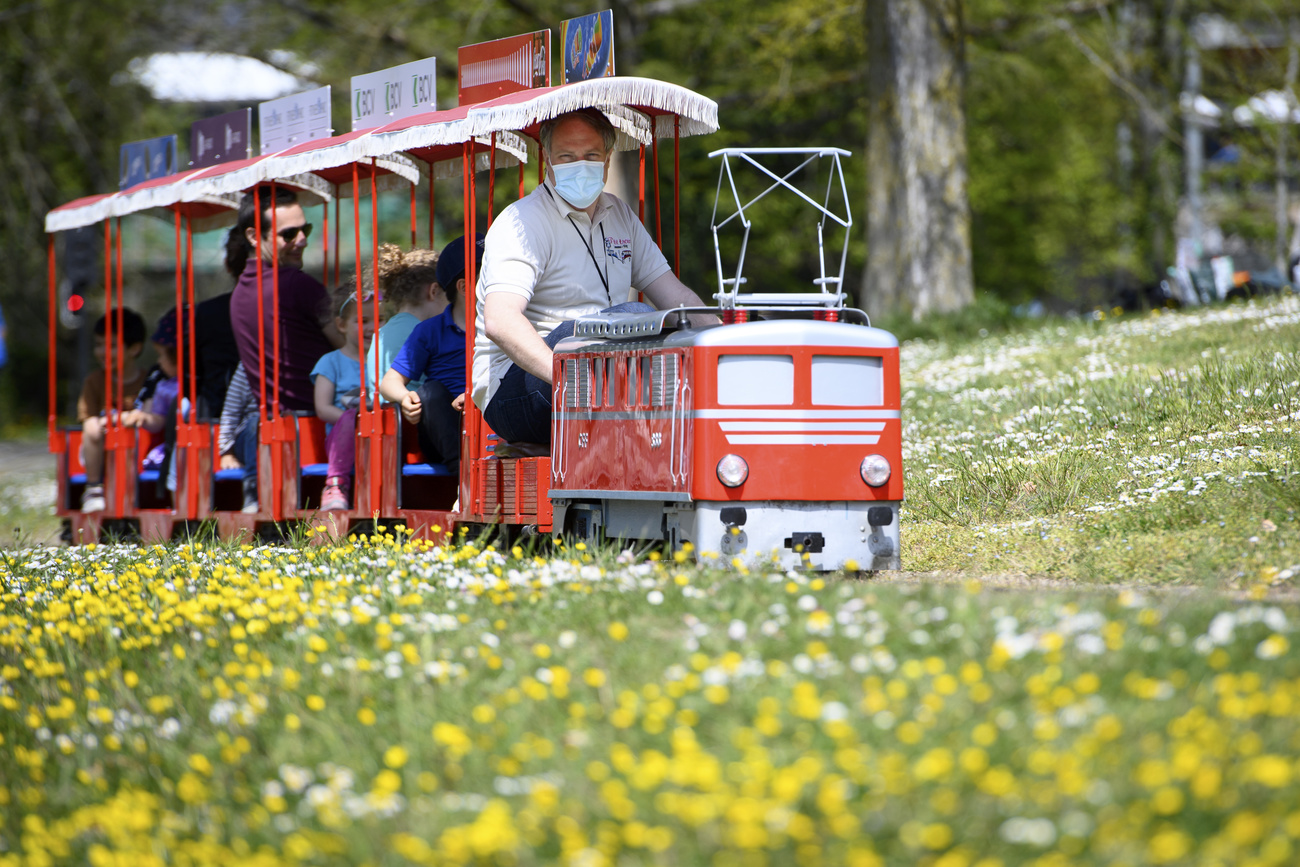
[151,308,178,348]
[434,233,486,290]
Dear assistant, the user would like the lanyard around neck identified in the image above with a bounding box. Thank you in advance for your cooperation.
[546,185,611,305]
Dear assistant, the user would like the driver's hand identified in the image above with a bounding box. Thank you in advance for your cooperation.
[452,392,466,413]
[219,454,242,470]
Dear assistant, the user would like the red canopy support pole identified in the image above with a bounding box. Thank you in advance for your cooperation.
[368,160,383,515]
[519,157,525,199]
[270,181,282,422]
[428,169,436,250]
[459,141,478,517]
[185,217,199,518]
[173,210,186,520]
[333,192,341,287]
[410,180,418,248]
[47,235,57,450]
[538,142,546,186]
[100,220,114,507]
[113,217,126,516]
[186,222,197,414]
[254,192,268,422]
[652,138,662,249]
[254,189,270,519]
[322,201,330,286]
[270,180,284,521]
[114,217,124,426]
[99,219,115,510]
[487,133,497,228]
[673,116,681,277]
[638,144,646,223]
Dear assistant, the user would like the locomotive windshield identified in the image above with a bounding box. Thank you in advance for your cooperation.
[717,354,794,405]
[812,355,883,405]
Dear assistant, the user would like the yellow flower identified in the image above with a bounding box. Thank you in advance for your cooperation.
[1147,827,1192,863]
[384,746,409,769]
[306,695,325,711]
[1249,755,1292,787]
[358,708,377,726]
[608,622,629,641]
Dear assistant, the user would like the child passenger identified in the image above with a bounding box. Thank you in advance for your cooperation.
[311,284,382,511]
[364,243,445,395]
[129,308,183,465]
[79,308,148,513]
[378,235,481,479]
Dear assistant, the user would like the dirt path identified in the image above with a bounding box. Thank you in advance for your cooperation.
[0,439,54,480]
[0,438,60,546]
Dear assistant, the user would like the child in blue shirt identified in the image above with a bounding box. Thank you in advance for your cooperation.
[378,235,481,478]
[311,283,381,510]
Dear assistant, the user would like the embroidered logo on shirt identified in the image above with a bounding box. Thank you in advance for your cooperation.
[604,236,633,263]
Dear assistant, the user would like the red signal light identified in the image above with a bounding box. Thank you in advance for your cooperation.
[67,294,84,313]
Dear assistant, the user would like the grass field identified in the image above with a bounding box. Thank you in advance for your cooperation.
[2,294,1300,866]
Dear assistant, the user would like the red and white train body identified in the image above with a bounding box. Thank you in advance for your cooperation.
[549,310,902,571]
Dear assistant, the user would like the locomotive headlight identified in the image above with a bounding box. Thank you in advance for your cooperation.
[860,454,891,487]
[716,454,749,487]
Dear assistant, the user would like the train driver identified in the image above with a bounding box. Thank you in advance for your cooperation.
[472,107,712,446]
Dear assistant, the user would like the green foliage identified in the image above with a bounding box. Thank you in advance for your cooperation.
[6,0,1298,421]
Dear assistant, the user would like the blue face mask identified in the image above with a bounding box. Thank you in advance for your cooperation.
[550,159,606,209]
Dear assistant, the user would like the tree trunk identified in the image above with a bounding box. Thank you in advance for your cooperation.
[863,0,973,321]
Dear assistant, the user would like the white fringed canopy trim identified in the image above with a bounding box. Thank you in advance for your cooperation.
[355,118,472,158]
[184,167,336,203]
[45,197,117,233]
[358,124,530,173]
[463,77,718,145]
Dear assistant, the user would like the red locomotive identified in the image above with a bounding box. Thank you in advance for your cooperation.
[546,148,902,571]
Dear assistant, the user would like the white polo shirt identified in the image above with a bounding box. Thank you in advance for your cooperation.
[472,179,672,409]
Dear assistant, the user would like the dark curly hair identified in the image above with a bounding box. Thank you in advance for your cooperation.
[224,185,300,279]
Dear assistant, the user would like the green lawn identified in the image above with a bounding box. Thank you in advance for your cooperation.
[2,294,1300,866]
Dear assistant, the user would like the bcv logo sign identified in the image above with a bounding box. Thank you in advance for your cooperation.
[350,57,437,131]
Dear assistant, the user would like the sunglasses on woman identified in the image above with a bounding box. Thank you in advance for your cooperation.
[275,223,313,243]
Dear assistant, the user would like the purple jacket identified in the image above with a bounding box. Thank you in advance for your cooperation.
[230,258,334,413]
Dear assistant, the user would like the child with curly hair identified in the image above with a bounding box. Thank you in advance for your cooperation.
[364,243,445,396]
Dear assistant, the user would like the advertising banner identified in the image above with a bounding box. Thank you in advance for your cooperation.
[259,85,332,154]
[118,134,178,190]
[560,11,614,83]
[351,57,438,131]
[457,30,550,106]
[190,108,252,169]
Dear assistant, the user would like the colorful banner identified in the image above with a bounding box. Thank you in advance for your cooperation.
[118,134,178,190]
[190,109,252,169]
[561,11,614,83]
[458,30,550,106]
[351,57,438,131]
[259,85,332,154]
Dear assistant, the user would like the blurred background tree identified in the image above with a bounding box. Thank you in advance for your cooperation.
[1,0,1296,422]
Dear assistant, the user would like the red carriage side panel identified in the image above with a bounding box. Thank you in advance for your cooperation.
[552,348,692,497]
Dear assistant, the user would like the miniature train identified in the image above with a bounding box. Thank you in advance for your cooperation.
[44,73,903,572]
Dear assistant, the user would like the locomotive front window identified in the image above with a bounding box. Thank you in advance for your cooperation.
[717,355,794,405]
[812,355,883,406]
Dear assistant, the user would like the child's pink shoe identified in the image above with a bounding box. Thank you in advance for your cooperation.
[321,476,350,511]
